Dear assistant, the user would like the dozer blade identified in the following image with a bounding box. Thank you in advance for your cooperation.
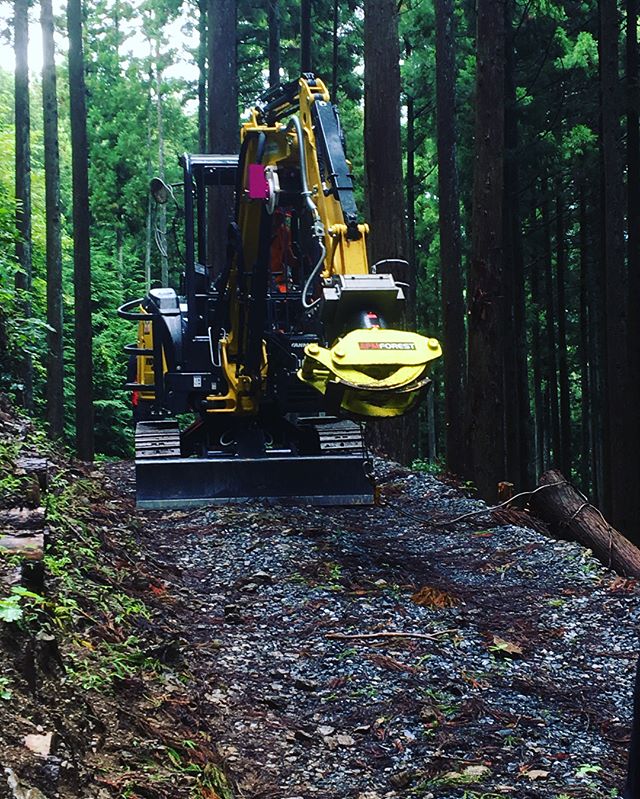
[135,453,374,509]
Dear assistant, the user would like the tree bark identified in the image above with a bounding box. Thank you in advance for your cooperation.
[531,470,640,578]
[331,0,339,100]
[364,0,416,465]
[600,0,635,537]
[406,84,416,280]
[67,0,94,461]
[41,0,64,440]
[268,0,280,88]
[154,31,168,287]
[627,0,640,532]
[578,174,592,490]
[301,0,312,73]
[529,215,545,478]
[555,185,571,477]
[541,181,560,465]
[435,0,466,476]
[145,75,153,290]
[465,0,506,501]
[14,0,32,411]
[198,0,207,152]
[207,0,237,276]
[503,0,530,488]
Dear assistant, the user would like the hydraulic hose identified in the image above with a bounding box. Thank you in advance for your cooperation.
[301,239,327,310]
[286,114,326,310]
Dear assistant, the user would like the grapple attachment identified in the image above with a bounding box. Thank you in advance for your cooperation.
[298,328,442,418]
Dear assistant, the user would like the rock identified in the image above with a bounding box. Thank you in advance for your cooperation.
[251,570,273,584]
[293,676,318,691]
[443,765,491,783]
[204,689,228,706]
[4,768,48,799]
[317,724,335,737]
[389,770,413,788]
[23,732,53,757]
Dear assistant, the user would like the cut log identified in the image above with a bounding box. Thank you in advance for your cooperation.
[530,469,640,578]
[492,505,550,536]
[0,506,45,531]
[0,533,44,560]
[15,457,49,490]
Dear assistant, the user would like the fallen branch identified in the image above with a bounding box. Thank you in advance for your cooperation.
[435,480,567,527]
[326,628,457,642]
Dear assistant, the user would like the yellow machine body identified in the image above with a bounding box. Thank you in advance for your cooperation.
[121,74,442,508]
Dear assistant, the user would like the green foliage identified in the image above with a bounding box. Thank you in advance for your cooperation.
[411,457,444,475]
[0,586,46,624]
[0,593,23,623]
[0,676,12,700]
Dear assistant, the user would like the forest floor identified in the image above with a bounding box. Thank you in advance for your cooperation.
[0,401,637,799]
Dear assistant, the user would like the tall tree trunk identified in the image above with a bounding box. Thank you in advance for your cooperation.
[197,0,207,152]
[503,0,530,487]
[145,77,153,290]
[592,135,607,506]
[268,0,280,88]
[301,0,312,73]
[207,0,237,276]
[434,0,466,476]
[529,237,545,478]
[541,181,560,465]
[578,175,591,489]
[627,0,640,523]
[465,0,505,501]
[67,0,94,461]
[555,185,571,477]
[331,0,339,99]
[14,0,32,411]
[364,0,416,464]
[407,91,416,273]
[600,0,635,537]
[154,33,169,287]
[41,0,64,438]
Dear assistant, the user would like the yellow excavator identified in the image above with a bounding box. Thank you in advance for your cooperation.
[118,75,441,508]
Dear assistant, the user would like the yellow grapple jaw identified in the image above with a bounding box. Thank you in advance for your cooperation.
[298,328,442,418]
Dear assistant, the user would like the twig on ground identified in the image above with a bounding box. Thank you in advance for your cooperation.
[433,480,568,527]
[326,628,457,642]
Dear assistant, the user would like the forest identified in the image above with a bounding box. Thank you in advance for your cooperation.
[3,2,640,796]
[1,0,639,541]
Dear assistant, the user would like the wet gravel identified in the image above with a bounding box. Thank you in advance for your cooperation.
[112,460,639,798]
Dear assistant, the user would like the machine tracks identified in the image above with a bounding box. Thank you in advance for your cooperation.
[135,420,181,459]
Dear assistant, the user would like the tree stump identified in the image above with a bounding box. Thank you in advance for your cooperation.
[530,469,640,578]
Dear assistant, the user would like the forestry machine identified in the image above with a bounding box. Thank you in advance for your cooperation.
[118,75,441,508]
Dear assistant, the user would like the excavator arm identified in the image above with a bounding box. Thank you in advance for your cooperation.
[227,74,441,418]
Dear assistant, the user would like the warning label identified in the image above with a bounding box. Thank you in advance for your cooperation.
[358,342,416,350]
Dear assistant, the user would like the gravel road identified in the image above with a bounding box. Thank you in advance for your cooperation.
[110,460,638,798]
